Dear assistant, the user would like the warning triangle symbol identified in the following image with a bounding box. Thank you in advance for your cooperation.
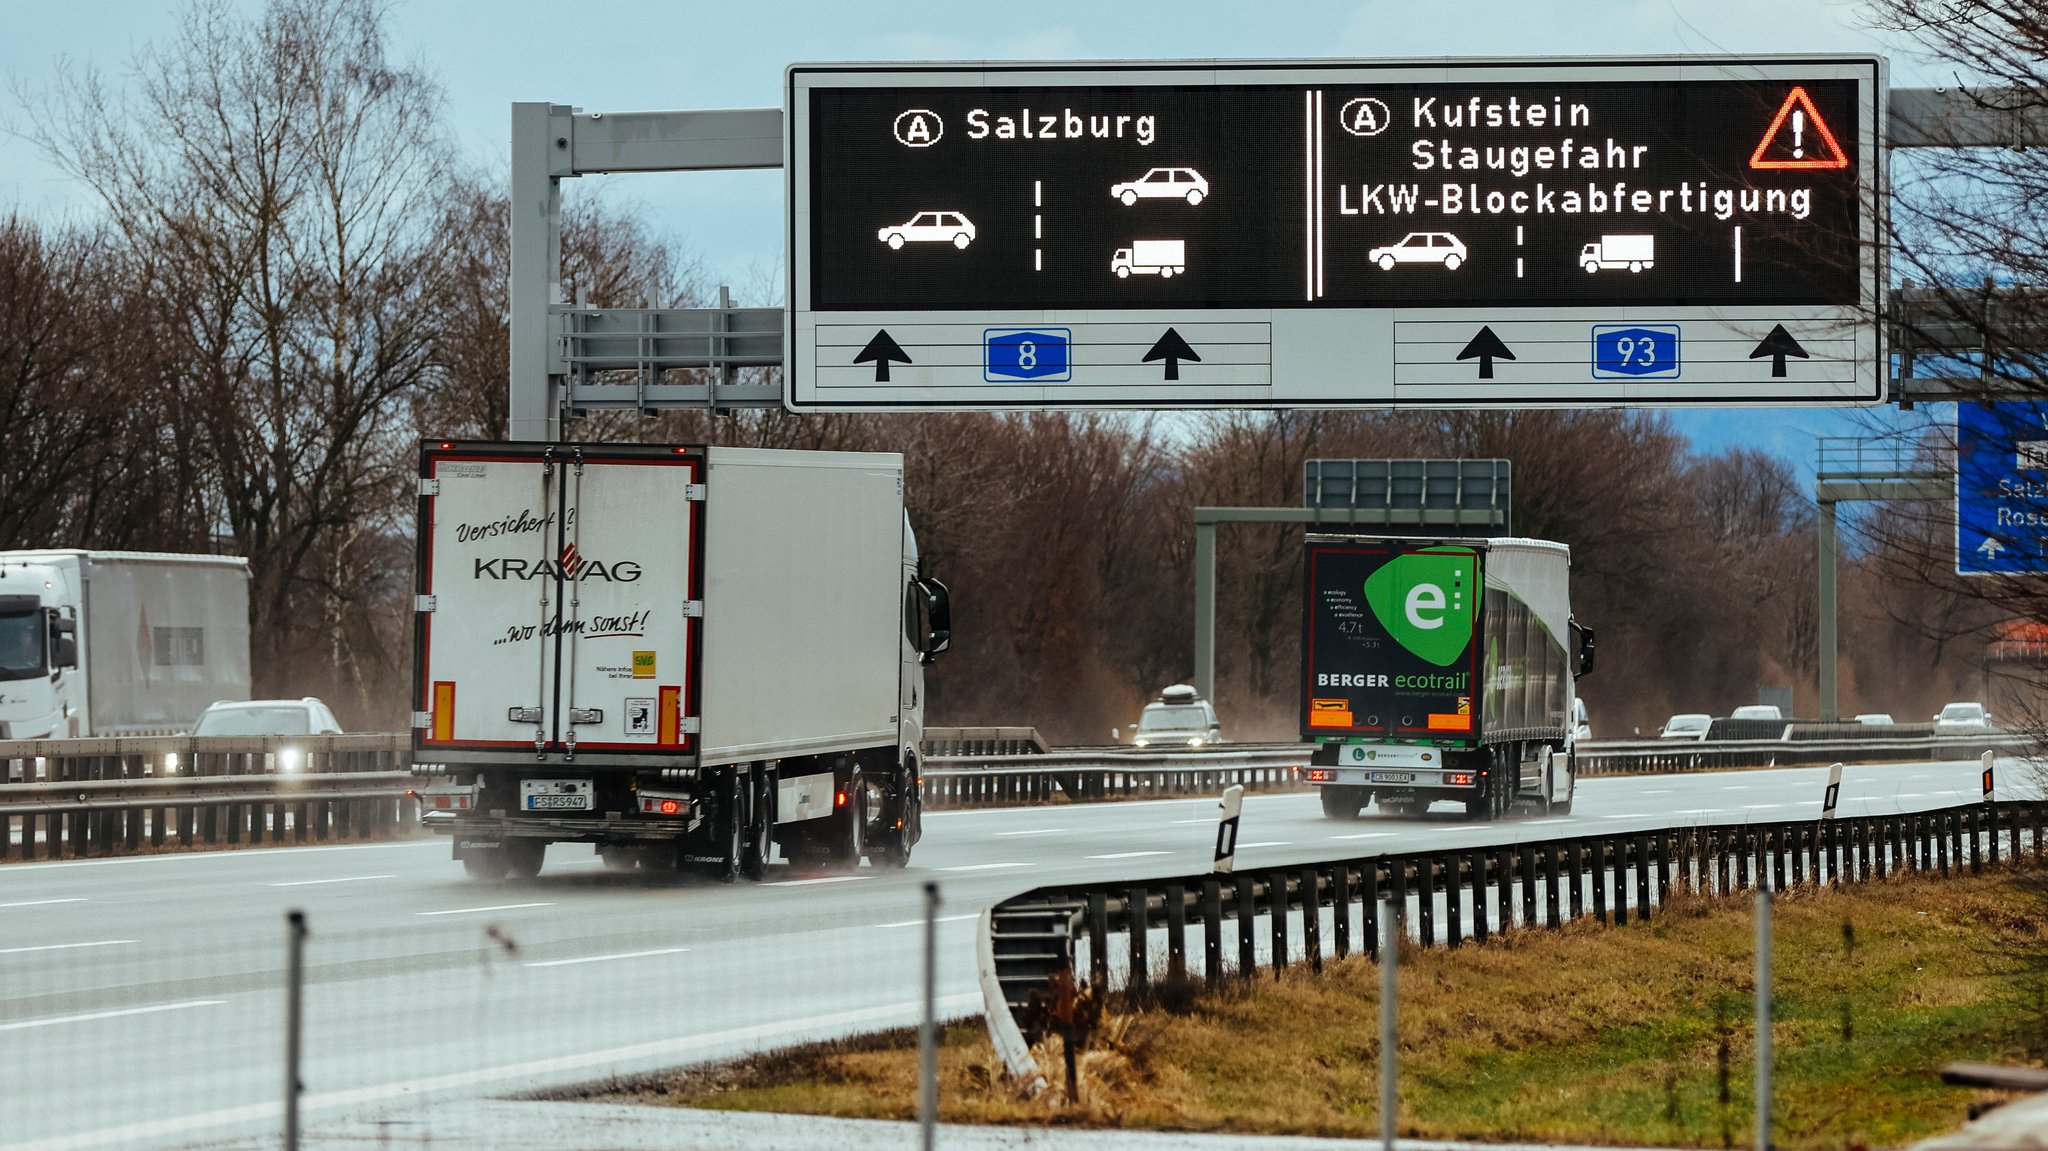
[1749,86,1849,170]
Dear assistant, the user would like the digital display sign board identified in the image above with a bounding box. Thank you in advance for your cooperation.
[786,57,1883,410]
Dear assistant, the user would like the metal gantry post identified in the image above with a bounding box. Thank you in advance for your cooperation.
[509,103,570,442]
[1817,498,1838,722]
[1193,518,1217,702]
[920,881,941,1151]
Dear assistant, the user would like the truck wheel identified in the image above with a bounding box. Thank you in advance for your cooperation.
[599,846,637,871]
[829,777,866,869]
[1583,260,1599,273]
[1628,261,1643,273]
[1552,752,1577,816]
[1319,785,1364,820]
[1116,265,1131,279]
[462,849,510,882]
[503,839,546,880]
[1465,771,1501,821]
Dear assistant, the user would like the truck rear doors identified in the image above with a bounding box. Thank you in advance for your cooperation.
[415,442,702,761]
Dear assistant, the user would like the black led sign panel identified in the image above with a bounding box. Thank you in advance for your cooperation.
[785,58,1883,410]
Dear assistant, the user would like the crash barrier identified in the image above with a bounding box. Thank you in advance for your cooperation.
[1578,732,2025,776]
[0,734,412,860]
[980,798,2048,1085]
[920,726,1049,756]
[921,746,1312,807]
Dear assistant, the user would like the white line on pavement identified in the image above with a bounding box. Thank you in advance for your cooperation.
[1330,831,1396,839]
[0,838,442,873]
[876,914,980,929]
[268,874,396,888]
[0,898,86,908]
[994,829,1065,837]
[524,947,690,969]
[0,999,222,1034]
[1896,792,1927,799]
[414,902,555,917]
[1234,841,1290,848]
[1638,789,1676,795]
[1744,804,1789,811]
[1519,818,1575,826]
[0,940,135,956]
[1087,850,1172,859]
[1601,814,1655,820]
[1169,818,1215,824]
[937,862,1036,872]
[763,875,871,887]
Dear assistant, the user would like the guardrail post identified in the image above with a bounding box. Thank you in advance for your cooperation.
[1126,887,1149,996]
[1271,872,1291,971]
[1332,863,1353,959]
[1970,808,1983,873]
[1582,841,1601,923]
[1988,805,2000,867]
[1303,868,1323,972]
[1470,849,1489,944]
[1545,845,1563,928]
[1416,857,1434,948]
[1165,883,1187,982]
[1362,863,1381,961]
[1518,846,1537,928]
[1443,856,1462,948]
[1202,879,1224,986]
[1236,873,1258,978]
[1087,893,1109,989]
[1494,847,1513,931]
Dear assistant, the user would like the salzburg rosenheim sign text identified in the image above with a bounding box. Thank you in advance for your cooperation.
[784,57,1884,411]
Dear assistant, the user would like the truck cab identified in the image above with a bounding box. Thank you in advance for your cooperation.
[0,562,80,741]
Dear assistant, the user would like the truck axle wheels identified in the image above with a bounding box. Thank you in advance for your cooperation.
[462,850,511,881]
[502,839,546,880]
[1319,785,1367,820]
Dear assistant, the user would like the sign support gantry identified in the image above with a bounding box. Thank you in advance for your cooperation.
[509,84,2048,438]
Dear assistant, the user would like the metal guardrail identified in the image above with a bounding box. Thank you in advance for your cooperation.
[924,746,1310,807]
[1578,733,2026,775]
[980,798,2048,1086]
[921,726,1049,756]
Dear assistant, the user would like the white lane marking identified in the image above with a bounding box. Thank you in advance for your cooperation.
[994,829,1065,837]
[0,838,443,872]
[6,994,984,1151]
[938,862,1036,872]
[1674,808,1720,815]
[1895,792,1927,799]
[1744,804,1789,811]
[524,947,689,969]
[1720,785,1751,791]
[1638,789,1676,795]
[1519,818,1575,826]
[1330,831,1396,840]
[876,914,980,929]
[763,875,871,887]
[413,902,555,917]
[1234,840,1290,848]
[1601,814,1656,820]
[1087,851,1172,860]
[0,898,86,908]
[0,999,222,1034]
[1170,818,1216,824]
[268,874,396,888]
[0,939,135,956]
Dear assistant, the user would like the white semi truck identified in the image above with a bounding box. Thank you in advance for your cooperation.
[409,441,952,882]
[1112,239,1187,278]
[0,551,252,740]
[1579,234,1655,273]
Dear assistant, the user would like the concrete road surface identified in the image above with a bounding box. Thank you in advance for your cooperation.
[0,756,2027,1151]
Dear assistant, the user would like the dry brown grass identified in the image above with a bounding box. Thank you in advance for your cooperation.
[570,866,2048,1148]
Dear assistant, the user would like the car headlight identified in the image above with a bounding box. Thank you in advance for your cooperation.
[1188,737,1205,747]
[279,747,303,772]
[1133,738,1150,748]
[163,752,179,774]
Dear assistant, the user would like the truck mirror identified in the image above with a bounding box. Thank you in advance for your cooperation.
[51,615,77,669]
[54,636,77,670]
[916,577,952,664]
[1572,622,1596,679]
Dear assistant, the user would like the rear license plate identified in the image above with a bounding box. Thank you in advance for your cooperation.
[520,779,593,811]
[1369,771,1415,784]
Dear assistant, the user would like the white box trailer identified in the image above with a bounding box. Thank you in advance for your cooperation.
[0,550,251,739]
[411,441,951,882]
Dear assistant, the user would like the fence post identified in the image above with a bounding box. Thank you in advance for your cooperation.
[1271,872,1291,972]
[920,881,940,1151]
[1203,879,1224,986]
[1332,864,1353,959]
[1755,884,1773,1151]
[1166,883,1187,981]
[1379,894,1398,1151]
[284,910,308,1151]
[1236,873,1258,979]
[1126,887,1150,995]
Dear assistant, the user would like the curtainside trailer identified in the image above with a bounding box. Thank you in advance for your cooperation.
[1301,535,1593,821]
[409,441,950,881]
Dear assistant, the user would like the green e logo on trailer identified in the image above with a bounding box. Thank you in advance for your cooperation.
[1364,549,1478,667]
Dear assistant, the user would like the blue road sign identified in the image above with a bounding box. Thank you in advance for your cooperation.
[1590,324,1680,380]
[1957,400,2048,575]
[984,328,1071,382]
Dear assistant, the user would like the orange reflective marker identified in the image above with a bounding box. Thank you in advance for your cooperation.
[1750,86,1849,170]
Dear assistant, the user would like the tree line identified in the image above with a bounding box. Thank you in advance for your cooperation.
[0,0,2006,740]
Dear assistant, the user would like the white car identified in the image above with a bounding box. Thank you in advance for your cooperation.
[1659,713,1712,740]
[1111,167,1208,206]
[1934,701,1993,732]
[1730,704,1784,721]
[1368,232,1467,271]
[877,211,976,250]
[1572,697,1592,742]
[1854,712,1895,726]
[1130,684,1221,748]
[179,697,345,773]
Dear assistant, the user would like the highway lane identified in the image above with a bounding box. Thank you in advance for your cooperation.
[0,755,2031,1151]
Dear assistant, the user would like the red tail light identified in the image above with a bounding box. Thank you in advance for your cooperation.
[1449,772,1474,786]
[835,790,848,807]
[1307,769,1331,782]
[659,799,681,815]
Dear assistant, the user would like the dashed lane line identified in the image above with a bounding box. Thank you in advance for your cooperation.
[1087,851,1173,860]
[269,874,396,888]
[0,999,221,1033]
[414,902,555,917]
[524,947,690,969]
[0,940,135,956]
[0,898,86,908]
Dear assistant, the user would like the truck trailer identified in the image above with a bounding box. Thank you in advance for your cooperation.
[0,550,251,740]
[409,441,951,881]
[1301,536,1593,820]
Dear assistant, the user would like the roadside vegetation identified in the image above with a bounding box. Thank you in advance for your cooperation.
[571,868,2048,1149]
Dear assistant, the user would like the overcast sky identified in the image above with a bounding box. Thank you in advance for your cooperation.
[0,0,1949,467]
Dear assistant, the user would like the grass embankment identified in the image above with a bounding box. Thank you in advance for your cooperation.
[568,868,2048,1149]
